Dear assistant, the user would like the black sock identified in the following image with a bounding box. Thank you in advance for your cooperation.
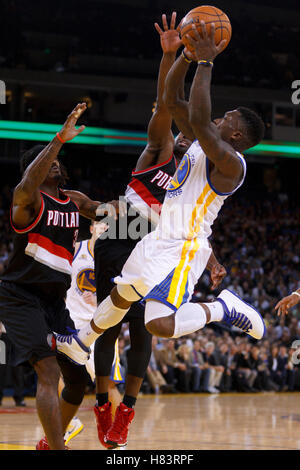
[122,394,136,409]
[96,392,109,407]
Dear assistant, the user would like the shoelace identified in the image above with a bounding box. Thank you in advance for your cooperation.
[55,333,74,344]
[227,308,252,333]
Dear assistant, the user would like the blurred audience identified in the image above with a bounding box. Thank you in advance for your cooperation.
[0,181,300,400]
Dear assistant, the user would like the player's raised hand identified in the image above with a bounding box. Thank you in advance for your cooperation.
[210,263,227,290]
[59,103,87,142]
[275,293,300,316]
[154,12,183,54]
[186,21,227,62]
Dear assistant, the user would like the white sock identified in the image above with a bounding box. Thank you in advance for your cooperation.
[93,295,129,329]
[77,322,100,348]
[77,295,129,348]
[172,303,207,338]
[203,301,224,323]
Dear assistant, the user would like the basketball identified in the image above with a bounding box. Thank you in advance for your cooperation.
[180,5,232,53]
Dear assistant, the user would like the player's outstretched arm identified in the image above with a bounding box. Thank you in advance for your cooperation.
[163,48,195,141]
[12,103,86,228]
[135,12,182,171]
[187,23,242,183]
[275,290,300,316]
[63,189,127,221]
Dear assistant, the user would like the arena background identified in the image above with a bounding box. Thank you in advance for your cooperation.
[0,0,300,451]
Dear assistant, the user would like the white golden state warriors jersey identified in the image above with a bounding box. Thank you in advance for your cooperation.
[66,239,96,323]
[157,140,246,241]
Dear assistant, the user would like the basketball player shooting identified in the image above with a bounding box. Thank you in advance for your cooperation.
[57,22,267,390]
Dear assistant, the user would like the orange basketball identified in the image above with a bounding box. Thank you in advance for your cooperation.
[180,5,232,54]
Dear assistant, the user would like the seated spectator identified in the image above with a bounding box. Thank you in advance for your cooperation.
[190,339,211,393]
[146,337,173,394]
[158,340,189,392]
[218,343,232,392]
[176,344,193,393]
[235,342,258,392]
[203,342,224,394]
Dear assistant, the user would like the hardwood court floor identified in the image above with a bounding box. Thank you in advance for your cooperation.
[1,392,300,450]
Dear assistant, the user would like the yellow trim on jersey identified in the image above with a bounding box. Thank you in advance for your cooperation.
[192,190,218,237]
[167,239,193,306]
[166,184,217,308]
[175,238,200,308]
[88,240,94,259]
[187,183,210,238]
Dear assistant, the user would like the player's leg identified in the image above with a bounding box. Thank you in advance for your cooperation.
[93,323,122,446]
[145,292,265,340]
[0,283,67,450]
[57,354,89,433]
[105,313,152,448]
[33,356,66,450]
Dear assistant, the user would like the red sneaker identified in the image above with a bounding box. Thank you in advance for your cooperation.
[104,402,135,448]
[36,436,69,450]
[36,436,50,450]
[94,402,114,449]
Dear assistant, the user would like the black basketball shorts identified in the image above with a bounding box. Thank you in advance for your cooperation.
[0,281,75,366]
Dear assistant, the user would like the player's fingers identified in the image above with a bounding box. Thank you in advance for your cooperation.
[162,14,168,31]
[216,39,227,52]
[274,300,284,310]
[68,103,86,122]
[210,22,216,40]
[170,11,176,30]
[75,125,86,135]
[200,20,208,38]
[185,34,196,47]
[154,23,163,35]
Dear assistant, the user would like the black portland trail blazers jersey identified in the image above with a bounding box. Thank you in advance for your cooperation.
[1,191,79,300]
[125,154,178,225]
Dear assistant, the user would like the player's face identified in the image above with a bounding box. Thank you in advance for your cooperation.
[173,133,192,158]
[213,110,241,141]
[45,159,63,183]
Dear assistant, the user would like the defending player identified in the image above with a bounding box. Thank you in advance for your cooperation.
[0,103,121,450]
[92,12,193,449]
[65,220,125,433]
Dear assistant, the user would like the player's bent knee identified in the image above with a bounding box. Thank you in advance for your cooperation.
[146,317,174,338]
[111,285,133,309]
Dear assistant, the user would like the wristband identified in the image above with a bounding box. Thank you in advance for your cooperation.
[56,132,65,144]
[182,50,193,64]
[291,291,300,298]
[197,60,214,67]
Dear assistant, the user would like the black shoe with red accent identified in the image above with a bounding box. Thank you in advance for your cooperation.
[94,402,114,449]
[104,402,135,448]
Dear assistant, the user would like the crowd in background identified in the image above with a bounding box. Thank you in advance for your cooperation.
[0,176,300,402]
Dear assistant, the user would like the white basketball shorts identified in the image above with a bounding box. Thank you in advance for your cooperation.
[113,231,212,312]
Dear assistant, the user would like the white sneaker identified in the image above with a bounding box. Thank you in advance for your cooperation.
[55,333,90,365]
[207,386,220,394]
[216,289,266,340]
[64,416,84,444]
